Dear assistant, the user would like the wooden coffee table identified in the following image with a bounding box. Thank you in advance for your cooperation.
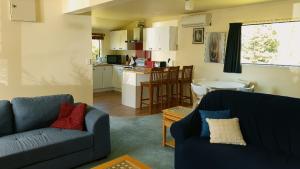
[162,106,193,148]
[91,155,151,169]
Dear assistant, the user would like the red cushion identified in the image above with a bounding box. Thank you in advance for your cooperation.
[51,103,87,131]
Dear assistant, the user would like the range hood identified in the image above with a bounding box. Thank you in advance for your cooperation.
[125,21,144,43]
[126,27,143,43]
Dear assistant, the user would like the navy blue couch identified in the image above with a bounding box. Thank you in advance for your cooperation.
[0,94,111,169]
[171,90,300,169]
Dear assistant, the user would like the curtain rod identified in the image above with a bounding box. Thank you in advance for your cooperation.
[242,17,300,26]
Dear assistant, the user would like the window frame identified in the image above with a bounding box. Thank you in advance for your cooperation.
[241,20,300,68]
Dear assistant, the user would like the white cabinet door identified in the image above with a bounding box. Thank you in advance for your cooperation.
[116,66,123,89]
[93,67,103,89]
[143,28,154,51]
[112,66,118,88]
[143,26,177,51]
[119,30,128,50]
[169,27,178,50]
[112,65,123,90]
[110,31,118,50]
[155,27,170,51]
[102,66,113,88]
[110,30,128,50]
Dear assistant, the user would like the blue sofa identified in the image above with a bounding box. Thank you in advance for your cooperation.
[0,94,111,169]
[171,90,300,169]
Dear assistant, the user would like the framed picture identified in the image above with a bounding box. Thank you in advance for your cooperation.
[204,32,227,63]
[193,28,204,44]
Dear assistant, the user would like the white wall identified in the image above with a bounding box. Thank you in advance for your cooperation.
[176,1,300,98]
[0,0,93,104]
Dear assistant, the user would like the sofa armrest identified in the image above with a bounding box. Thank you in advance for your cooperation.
[85,106,111,159]
[170,109,200,144]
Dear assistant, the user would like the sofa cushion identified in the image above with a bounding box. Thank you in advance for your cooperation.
[0,128,93,169]
[51,103,87,131]
[206,118,246,146]
[0,100,14,136]
[199,109,231,137]
[12,94,74,132]
[179,136,290,169]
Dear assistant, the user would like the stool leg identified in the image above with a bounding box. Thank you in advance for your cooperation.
[157,86,160,106]
[149,86,153,114]
[175,83,179,105]
[189,85,193,105]
[170,84,173,107]
[180,83,183,105]
[140,85,144,109]
[165,84,169,108]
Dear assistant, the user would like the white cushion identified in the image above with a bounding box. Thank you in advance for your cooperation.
[206,118,246,146]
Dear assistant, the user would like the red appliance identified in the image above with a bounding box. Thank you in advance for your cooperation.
[145,61,155,68]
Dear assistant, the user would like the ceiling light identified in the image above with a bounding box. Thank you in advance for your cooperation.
[185,0,194,11]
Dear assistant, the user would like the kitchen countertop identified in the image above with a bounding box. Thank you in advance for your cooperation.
[123,67,152,74]
[93,63,127,67]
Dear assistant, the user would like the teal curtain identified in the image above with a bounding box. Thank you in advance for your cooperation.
[224,23,242,73]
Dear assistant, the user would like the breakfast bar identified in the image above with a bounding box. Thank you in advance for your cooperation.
[122,68,151,108]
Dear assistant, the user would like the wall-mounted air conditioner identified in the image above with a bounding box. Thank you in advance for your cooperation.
[181,14,212,28]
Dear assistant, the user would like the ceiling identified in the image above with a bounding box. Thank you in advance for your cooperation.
[91,0,284,30]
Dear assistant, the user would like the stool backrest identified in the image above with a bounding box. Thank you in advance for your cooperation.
[181,65,193,82]
[150,67,164,83]
[168,66,180,83]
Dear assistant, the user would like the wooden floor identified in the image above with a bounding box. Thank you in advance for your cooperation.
[93,91,192,117]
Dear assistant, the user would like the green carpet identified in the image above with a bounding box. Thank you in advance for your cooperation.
[77,114,174,169]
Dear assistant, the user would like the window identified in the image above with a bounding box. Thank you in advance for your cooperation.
[92,33,105,59]
[241,21,300,66]
[92,39,102,59]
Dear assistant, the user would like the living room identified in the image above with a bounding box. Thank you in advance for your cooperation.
[1,0,300,169]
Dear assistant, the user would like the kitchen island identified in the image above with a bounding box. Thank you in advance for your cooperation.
[122,67,151,108]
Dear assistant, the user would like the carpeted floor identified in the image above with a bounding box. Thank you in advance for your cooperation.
[76,114,174,169]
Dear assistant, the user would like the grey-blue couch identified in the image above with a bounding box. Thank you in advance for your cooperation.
[0,94,111,169]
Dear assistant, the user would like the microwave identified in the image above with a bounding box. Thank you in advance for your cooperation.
[106,55,123,64]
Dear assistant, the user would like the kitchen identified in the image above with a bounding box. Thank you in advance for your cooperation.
[92,20,180,113]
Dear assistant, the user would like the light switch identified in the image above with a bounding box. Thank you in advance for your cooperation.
[10,0,37,22]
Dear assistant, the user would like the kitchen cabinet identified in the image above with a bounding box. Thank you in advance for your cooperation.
[93,66,103,89]
[102,66,113,88]
[143,26,178,51]
[112,65,124,91]
[110,30,129,50]
[93,65,113,90]
[143,28,154,50]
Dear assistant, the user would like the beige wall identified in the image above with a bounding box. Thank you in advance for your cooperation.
[0,0,93,104]
[176,0,300,98]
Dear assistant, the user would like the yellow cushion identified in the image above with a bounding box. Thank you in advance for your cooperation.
[206,118,246,146]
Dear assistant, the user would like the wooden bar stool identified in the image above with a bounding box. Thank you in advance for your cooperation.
[167,66,180,107]
[159,68,169,109]
[140,68,164,114]
[179,65,193,105]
